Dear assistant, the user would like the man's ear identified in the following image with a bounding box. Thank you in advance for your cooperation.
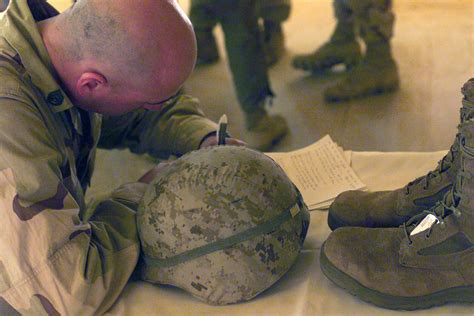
[76,71,109,98]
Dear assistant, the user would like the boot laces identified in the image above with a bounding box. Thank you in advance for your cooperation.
[403,140,472,245]
[404,99,474,196]
[404,138,459,195]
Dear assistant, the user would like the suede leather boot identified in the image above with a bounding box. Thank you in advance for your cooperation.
[321,82,474,310]
[324,43,399,102]
[328,79,474,230]
[243,109,288,152]
[292,21,361,73]
[321,116,474,310]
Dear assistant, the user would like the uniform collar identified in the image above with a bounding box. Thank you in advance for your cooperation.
[1,0,73,112]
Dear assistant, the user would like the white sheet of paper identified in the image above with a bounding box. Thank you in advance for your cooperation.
[266,135,365,208]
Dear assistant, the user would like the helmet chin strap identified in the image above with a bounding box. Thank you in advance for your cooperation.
[143,197,307,269]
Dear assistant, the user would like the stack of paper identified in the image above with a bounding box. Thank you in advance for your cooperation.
[266,135,365,211]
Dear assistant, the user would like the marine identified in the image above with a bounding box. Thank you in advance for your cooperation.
[293,0,399,102]
[189,0,290,151]
[0,0,243,314]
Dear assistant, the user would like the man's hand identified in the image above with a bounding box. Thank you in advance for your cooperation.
[199,134,246,149]
[138,162,171,184]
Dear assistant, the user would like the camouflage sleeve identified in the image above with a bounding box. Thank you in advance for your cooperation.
[0,98,140,315]
[99,95,218,159]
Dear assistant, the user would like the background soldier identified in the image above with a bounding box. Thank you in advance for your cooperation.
[0,0,243,314]
[293,0,399,102]
[191,0,291,66]
[189,0,291,151]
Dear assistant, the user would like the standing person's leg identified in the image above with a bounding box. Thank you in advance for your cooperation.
[325,0,399,102]
[216,0,288,151]
[258,0,292,66]
[189,0,219,65]
[292,0,362,73]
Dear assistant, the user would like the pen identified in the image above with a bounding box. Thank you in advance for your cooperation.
[217,114,228,145]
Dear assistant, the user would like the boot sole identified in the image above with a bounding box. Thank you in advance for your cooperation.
[325,82,399,103]
[320,244,474,310]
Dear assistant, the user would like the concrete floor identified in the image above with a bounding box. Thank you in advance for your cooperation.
[183,0,474,153]
[50,0,474,153]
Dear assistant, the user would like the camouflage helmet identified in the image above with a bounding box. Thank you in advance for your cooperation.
[137,146,310,305]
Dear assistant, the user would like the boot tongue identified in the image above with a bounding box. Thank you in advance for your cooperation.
[405,190,454,236]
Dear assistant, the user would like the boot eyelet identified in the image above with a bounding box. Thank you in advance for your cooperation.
[425,233,431,239]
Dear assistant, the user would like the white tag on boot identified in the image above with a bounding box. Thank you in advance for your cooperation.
[410,214,439,236]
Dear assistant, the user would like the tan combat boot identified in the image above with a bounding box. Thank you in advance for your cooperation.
[292,41,361,74]
[328,79,474,230]
[324,1,400,102]
[324,43,399,102]
[292,21,361,73]
[293,16,362,73]
[243,109,288,152]
[320,110,474,310]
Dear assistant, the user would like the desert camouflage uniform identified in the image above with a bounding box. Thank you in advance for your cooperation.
[0,0,217,315]
[333,0,394,44]
[293,0,398,101]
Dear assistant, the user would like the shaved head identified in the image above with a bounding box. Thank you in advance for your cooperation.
[39,0,197,114]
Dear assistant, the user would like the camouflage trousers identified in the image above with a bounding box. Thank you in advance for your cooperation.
[190,0,278,112]
[333,0,394,44]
